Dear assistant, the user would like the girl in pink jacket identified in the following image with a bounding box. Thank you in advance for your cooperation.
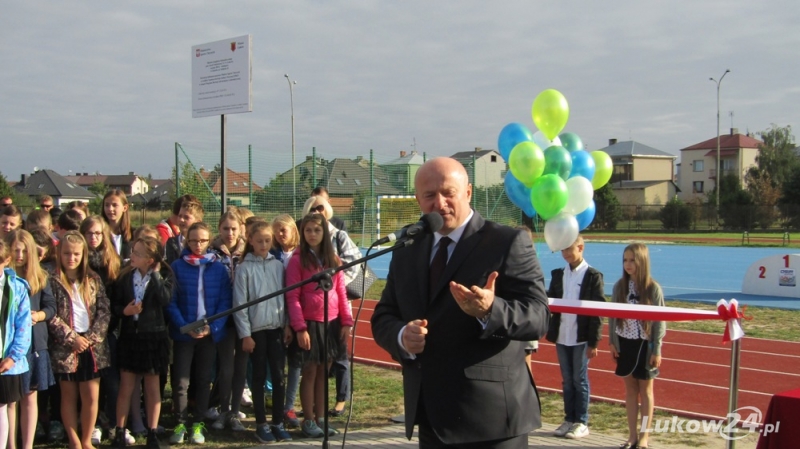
[285,213,353,438]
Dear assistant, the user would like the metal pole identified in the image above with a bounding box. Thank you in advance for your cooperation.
[248,144,252,208]
[370,149,375,242]
[710,69,730,228]
[221,114,227,211]
[175,142,180,197]
[285,74,297,218]
[726,337,742,448]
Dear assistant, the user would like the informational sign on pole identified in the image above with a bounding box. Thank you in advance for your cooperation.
[192,35,252,118]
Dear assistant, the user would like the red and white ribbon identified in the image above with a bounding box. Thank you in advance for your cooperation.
[548,298,721,322]
[716,299,746,343]
[547,298,747,343]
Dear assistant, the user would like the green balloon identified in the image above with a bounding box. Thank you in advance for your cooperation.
[532,89,570,141]
[558,132,584,152]
[530,174,568,220]
[508,141,545,187]
[542,145,572,181]
[591,151,613,190]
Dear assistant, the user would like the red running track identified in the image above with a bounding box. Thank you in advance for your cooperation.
[350,299,800,422]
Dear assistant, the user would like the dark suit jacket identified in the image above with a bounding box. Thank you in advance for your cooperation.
[370,212,550,445]
[545,267,605,347]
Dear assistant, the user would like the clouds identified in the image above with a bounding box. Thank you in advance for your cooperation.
[1,1,798,184]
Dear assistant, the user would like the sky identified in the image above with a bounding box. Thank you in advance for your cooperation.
[2,1,799,186]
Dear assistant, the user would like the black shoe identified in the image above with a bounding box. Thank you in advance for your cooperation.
[146,429,161,449]
[328,407,346,417]
[112,427,127,448]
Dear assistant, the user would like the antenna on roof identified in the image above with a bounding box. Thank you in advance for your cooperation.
[729,110,734,129]
[33,166,39,172]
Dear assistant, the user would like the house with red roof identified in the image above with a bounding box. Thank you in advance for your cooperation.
[677,128,762,202]
[200,168,262,207]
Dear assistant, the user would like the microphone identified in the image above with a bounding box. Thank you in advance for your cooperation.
[373,212,444,245]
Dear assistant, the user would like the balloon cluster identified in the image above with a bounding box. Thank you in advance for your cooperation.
[498,89,612,251]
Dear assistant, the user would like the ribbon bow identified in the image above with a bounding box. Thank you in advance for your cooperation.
[717,299,750,343]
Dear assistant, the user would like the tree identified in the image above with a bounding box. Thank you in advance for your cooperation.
[745,171,781,229]
[0,172,16,201]
[712,174,756,230]
[593,184,621,230]
[750,124,799,188]
[779,165,800,229]
[660,197,694,230]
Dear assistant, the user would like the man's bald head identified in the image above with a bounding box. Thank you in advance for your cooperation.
[415,157,473,235]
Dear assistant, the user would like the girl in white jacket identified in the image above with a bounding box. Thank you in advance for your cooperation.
[232,221,292,443]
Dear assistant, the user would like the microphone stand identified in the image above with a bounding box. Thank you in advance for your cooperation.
[179,236,417,447]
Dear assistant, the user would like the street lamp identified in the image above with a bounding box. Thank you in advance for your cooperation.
[710,69,730,227]
[285,74,297,218]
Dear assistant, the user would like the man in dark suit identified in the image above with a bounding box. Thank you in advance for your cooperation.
[371,158,550,448]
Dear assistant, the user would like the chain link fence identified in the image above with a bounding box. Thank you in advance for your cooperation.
[134,144,797,239]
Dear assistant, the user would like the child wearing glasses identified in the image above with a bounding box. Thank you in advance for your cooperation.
[166,223,231,445]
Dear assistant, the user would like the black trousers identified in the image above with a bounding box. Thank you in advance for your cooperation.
[416,395,528,449]
[250,328,286,425]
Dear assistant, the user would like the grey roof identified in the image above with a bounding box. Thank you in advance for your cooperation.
[599,141,676,159]
[15,169,95,199]
[294,158,400,196]
[142,179,175,202]
[450,149,500,163]
[384,151,425,166]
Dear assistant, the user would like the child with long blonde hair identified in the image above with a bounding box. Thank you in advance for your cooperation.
[47,231,111,449]
[608,243,665,449]
[5,230,55,449]
[285,214,353,438]
[233,221,291,442]
[0,239,32,449]
[80,217,121,288]
[101,191,132,259]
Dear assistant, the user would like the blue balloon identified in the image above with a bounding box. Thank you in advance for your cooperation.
[576,201,596,230]
[498,123,533,161]
[504,174,536,218]
[569,150,596,180]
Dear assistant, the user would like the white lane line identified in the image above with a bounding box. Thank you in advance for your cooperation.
[530,361,773,396]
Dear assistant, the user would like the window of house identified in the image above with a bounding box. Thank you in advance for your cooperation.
[693,181,704,193]
[336,178,343,185]
[491,155,497,162]
[354,179,361,186]
[693,160,704,172]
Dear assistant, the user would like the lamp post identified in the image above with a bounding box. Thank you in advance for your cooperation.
[285,74,297,218]
[710,69,730,227]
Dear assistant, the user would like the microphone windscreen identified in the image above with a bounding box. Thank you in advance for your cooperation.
[421,212,444,233]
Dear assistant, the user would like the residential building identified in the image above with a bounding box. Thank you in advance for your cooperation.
[200,168,263,207]
[135,179,175,210]
[598,139,679,205]
[66,172,150,195]
[450,148,505,187]
[15,169,95,205]
[678,128,761,202]
[382,150,425,194]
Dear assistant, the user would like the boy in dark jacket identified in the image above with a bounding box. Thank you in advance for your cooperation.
[546,235,605,440]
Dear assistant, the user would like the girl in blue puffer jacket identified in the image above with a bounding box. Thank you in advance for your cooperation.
[166,222,231,445]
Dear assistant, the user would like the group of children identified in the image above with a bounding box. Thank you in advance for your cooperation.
[545,236,665,449]
[0,190,356,449]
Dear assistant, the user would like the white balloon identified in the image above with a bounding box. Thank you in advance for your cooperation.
[564,176,594,215]
[532,131,562,152]
[544,213,579,252]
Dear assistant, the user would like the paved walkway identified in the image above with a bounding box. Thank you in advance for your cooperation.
[242,422,745,448]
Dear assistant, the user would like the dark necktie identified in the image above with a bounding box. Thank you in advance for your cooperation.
[428,236,452,298]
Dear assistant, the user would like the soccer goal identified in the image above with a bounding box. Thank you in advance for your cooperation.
[376,195,419,242]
